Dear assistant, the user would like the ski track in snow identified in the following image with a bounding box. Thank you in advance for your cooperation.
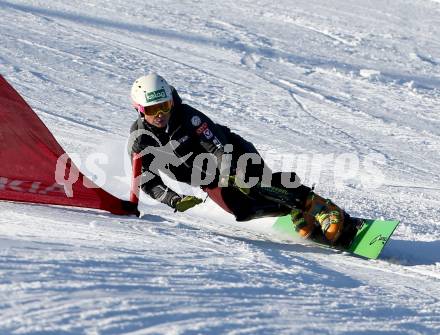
[1,0,440,334]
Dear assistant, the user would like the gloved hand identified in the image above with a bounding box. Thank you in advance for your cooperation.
[224,175,251,195]
[121,200,141,217]
[174,196,203,212]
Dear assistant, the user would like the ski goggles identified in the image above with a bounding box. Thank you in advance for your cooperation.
[134,100,173,116]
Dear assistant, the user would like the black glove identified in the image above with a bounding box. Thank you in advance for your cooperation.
[121,200,141,217]
[227,175,251,195]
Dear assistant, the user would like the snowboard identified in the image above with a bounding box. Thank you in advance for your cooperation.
[272,215,400,259]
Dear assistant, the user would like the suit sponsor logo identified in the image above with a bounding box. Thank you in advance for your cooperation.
[212,137,223,149]
[196,122,208,135]
[177,135,189,143]
[191,116,202,127]
[203,128,213,139]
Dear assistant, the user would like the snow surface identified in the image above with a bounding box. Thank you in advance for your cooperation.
[1,0,440,333]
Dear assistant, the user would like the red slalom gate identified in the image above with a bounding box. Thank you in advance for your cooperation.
[0,74,138,215]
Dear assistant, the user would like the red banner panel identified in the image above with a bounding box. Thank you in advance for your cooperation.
[0,75,136,215]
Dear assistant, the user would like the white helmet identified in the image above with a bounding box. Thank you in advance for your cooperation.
[131,73,173,107]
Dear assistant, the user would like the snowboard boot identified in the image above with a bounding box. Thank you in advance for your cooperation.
[303,192,345,243]
[290,208,317,238]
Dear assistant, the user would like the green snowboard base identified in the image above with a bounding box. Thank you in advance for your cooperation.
[273,215,400,259]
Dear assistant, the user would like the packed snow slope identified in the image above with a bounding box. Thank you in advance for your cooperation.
[1,0,440,334]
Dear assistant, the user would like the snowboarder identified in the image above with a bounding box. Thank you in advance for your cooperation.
[128,73,347,243]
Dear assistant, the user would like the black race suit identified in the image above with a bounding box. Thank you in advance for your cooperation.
[129,88,311,221]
